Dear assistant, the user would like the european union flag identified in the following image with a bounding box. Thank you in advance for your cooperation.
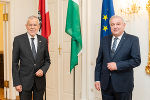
[100,0,115,39]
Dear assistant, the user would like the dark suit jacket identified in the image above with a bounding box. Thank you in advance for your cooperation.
[12,33,50,91]
[95,32,141,92]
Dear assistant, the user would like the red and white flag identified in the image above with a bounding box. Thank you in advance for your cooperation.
[38,0,51,40]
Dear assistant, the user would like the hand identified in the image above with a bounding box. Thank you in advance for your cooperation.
[35,69,43,77]
[107,62,117,71]
[15,85,22,92]
[95,82,101,91]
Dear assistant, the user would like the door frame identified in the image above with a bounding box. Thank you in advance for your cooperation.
[0,0,17,99]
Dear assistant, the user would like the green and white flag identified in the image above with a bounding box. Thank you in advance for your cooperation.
[65,0,82,73]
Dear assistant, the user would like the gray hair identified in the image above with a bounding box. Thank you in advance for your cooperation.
[109,15,125,25]
[27,15,40,24]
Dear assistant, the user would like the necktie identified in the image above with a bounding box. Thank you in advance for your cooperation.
[111,37,118,57]
[31,38,36,59]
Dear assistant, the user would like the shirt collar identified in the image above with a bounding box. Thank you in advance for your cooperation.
[112,32,124,40]
[27,32,37,39]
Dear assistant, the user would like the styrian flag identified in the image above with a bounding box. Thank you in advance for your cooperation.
[65,0,82,73]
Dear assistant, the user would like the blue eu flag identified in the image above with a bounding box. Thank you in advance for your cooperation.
[100,0,115,39]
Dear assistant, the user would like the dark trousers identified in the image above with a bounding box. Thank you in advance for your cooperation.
[19,82,45,100]
[101,79,132,100]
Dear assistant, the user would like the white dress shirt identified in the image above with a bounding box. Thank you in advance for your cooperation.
[111,33,124,50]
[27,33,38,52]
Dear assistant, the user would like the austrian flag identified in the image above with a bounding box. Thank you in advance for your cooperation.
[38,0,51,40]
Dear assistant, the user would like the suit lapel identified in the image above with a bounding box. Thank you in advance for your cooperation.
[108,35,113,58]
[112,33,127,59]
[24,33,35,61]
[36,35,42,60]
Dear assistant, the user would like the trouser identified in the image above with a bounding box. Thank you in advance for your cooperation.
[101,79,132,100]
[19,82,45,100]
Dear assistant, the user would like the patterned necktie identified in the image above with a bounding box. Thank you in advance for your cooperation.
[111,37,118,57]
[31,38,36,59]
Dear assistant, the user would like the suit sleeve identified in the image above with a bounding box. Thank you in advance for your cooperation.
[40,39,51,74]
[116,37,141,70]
[12,37,21,86]
[95,39,103,81]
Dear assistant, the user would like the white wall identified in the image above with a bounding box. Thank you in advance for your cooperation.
[87,0,102,99]
[125,15,150,100]
[11,0,38,36]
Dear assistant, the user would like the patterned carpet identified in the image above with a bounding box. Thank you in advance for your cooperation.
[0,88,4,100]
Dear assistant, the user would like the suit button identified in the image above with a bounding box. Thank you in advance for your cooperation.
[34,64,36,66]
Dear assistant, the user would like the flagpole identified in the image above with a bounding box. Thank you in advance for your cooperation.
[45,75,46,100]
[73,68,75,100]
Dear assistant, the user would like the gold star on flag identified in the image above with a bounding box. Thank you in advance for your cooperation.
[103,15,108,21]
[103,26,108,31]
